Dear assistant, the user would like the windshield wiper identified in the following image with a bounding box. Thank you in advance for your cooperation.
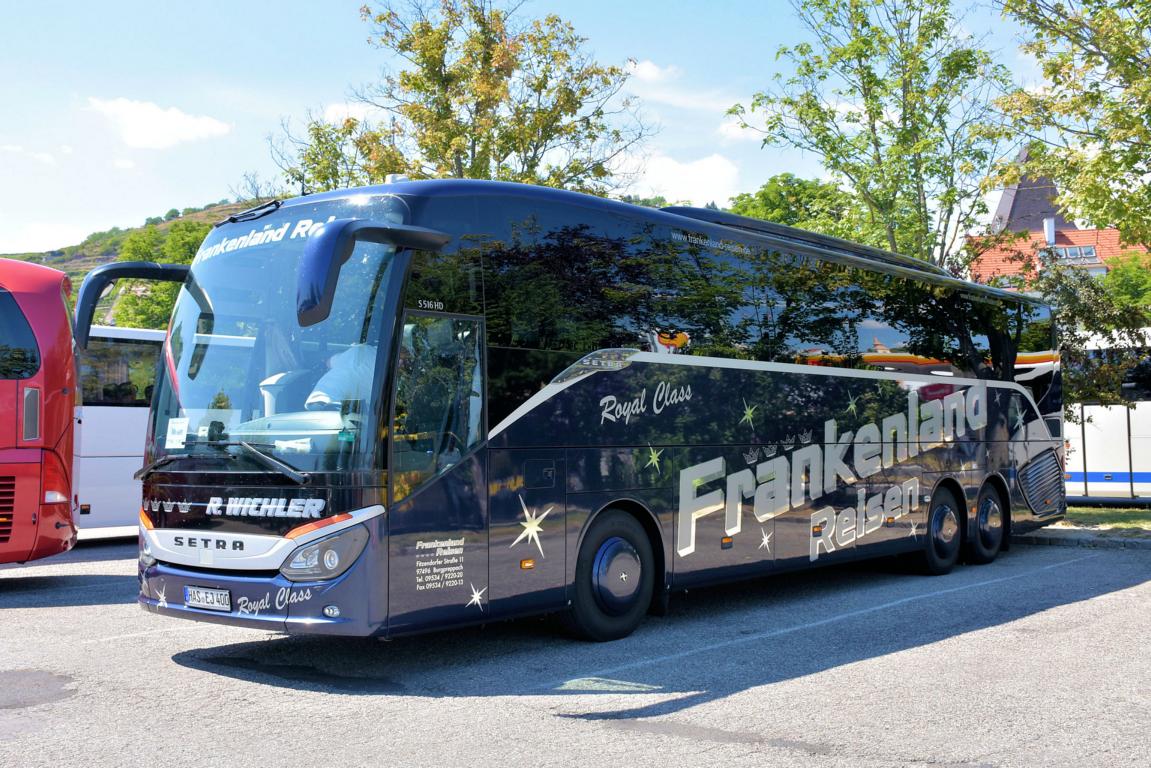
[133,454,184,482]
[199,440,311,485]
[216,199,282,227]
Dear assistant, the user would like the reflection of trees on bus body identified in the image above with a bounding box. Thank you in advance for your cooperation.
[403,195,1057,445]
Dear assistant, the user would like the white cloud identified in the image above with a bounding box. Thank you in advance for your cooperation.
[87,97,230,149]
[717,116,760,142]
[0,220,94,254]
[627,59,681,83]
[59,144,73,155]
[625,59,737,114]
[2,144,56,165]
[321,101,378,124]
[629,152,741,207]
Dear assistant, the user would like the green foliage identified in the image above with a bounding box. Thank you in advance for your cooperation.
[991,245,1149,409]
[728,173,886,244]
[731,0,1012,268]
[997,1,1151,246]
[275,0,649,194]
[1101,251,1151,323]
[618,194,671,209]
[112,220,211,329]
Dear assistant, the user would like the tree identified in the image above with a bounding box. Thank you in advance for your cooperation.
[728,173,885,243]
[164,208,180,221]
[1101,251,1151,322]
[112,220,210,329]
[618,194,677,209]
[996,1,1151,246]
[274,0,649,194]
[731,0,1013,268]
[230,170,285,204]
[970,234,1149,409]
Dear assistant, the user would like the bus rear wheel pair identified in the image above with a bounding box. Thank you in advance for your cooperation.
[920,485,1005,575]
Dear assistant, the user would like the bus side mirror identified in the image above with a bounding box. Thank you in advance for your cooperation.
[74,262,189,350]
[297,218,451,327]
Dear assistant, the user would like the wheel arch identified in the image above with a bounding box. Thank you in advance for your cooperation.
[580,497,668,614]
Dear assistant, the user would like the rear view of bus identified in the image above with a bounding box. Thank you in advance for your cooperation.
[0,259,77,564]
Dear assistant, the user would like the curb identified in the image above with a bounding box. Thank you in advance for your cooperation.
[1013,529,1151,551]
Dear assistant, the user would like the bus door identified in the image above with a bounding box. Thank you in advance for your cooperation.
[387,313,489,631]
[1064,404,1087,498]
[1080,403,1132,499]
[1131,401,1151,498]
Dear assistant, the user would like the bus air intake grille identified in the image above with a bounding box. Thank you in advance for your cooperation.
[0,476,14,543]
[1018,449,1064,517]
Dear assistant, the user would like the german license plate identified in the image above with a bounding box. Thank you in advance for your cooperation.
[184,586,231,612]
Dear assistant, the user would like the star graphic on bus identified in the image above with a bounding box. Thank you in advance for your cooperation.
[511,495,553,557]
[466,583,487,611]
[645,445,663,474]
[740,398,758,427]
[758,527,773,553]
[155,582,167,609]
[908,521,921,541]
[845,393,860,417]
[1013,409,1027,433]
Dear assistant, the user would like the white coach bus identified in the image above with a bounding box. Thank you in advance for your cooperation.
[1064,332,1151,503]
[73,325,164,537]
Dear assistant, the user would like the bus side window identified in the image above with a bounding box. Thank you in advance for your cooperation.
[0,290,40,379]
[79,337,162,406]
[391,315,484,502]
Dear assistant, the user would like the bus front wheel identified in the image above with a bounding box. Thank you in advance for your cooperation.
[920,487,963,575]
[566,510,654,642]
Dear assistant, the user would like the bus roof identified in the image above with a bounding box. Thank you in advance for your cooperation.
[253,179,1045,307]
[0,257,70,295]
[659,206,952,278]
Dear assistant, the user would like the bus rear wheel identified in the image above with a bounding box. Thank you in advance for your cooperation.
[565,509,654,642]
[967,485,1005,564]
[920,487,963,575]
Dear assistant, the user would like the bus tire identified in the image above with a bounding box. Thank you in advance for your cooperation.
[565,509,654,642]
[920,487,963,575]
[967,484,1005,564]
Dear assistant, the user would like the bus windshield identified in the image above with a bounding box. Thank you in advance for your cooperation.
[150,194,407,473]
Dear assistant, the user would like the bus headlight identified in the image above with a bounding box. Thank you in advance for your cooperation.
[280,524,369,582]
[140,536,156,567]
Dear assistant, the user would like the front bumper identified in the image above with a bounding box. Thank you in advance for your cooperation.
[139,544,384,636]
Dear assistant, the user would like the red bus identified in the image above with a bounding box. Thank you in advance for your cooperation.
[0,258,77,564]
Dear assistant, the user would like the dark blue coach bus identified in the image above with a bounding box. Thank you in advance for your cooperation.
[75,179,1065,640]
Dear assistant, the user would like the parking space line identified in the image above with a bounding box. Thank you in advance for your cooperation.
[547,553,1101,690]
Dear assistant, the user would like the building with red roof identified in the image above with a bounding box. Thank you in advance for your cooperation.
[968,153,1146,284]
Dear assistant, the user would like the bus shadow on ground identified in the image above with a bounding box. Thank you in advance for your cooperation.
[0,574,138,608]
[171,548,1151,719]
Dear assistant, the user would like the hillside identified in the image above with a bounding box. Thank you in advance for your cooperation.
[1,200,253,285]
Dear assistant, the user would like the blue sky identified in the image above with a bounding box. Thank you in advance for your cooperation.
[0,1,1032,253]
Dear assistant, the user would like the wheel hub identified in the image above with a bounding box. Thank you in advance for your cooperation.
[978,499,1002,547]
[932,504,959,556]
[592,536,642,616]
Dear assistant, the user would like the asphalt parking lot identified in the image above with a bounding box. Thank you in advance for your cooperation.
[1,540,1148,768]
